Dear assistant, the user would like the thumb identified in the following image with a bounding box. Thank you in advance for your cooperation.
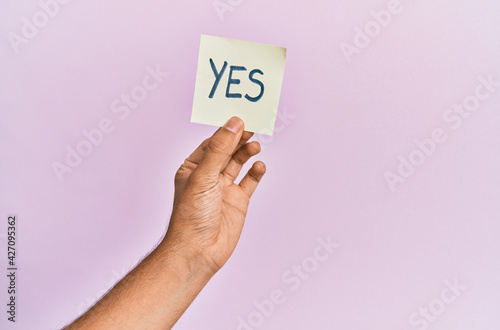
[195,116,245,176]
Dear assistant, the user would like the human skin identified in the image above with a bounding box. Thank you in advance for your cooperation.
[65,116,265,329]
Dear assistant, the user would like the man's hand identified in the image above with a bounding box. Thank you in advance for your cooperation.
[166,116,265,273]
[66,117,266,330]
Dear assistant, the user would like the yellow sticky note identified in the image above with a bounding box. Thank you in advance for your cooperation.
[191,35,287,136]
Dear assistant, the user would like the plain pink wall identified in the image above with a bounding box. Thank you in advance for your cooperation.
[1,0,499,329]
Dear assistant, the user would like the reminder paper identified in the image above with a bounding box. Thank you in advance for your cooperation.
[191,35,287,136]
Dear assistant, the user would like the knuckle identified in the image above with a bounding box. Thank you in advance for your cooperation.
[207,136,231,155]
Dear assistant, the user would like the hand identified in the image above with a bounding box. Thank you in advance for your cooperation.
[164,116,266,274]
[66,116,266,330]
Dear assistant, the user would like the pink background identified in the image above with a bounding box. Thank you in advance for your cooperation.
[1,0,499,329]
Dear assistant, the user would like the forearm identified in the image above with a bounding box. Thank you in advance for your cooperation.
[66,236,215,330]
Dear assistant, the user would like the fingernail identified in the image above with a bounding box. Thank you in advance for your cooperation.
[223,116,244,134]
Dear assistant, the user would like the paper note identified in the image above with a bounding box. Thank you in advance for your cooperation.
[191,35,287,136]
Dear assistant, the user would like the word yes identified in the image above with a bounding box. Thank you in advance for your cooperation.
[209,58,264,102]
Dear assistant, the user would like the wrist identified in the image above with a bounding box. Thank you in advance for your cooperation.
[159,230,219,280]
